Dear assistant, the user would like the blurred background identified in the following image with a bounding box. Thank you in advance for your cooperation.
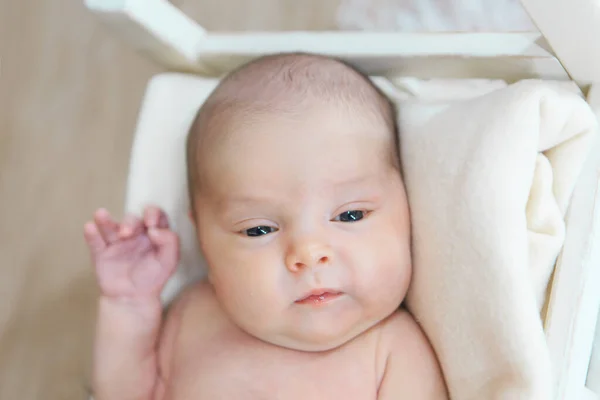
[0,0,533,399]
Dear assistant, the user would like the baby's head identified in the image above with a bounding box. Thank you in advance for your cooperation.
[186,53,411,351]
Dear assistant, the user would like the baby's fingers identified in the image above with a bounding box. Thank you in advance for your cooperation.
[148,228,179,273]
[144,206,170,230]
[118,213,144,239]
[83,222,106,255]
[93,208,120,244]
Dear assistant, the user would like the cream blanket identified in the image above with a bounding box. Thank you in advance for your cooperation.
[125,75,598,399]
[390,80,597,399]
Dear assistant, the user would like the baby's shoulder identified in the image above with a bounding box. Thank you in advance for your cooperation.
[375,309,426,366]
[375,309,448,399]
[156,281,224,377]
[165,280,225,332]
[377,308,422,339]
[167,280,217,309]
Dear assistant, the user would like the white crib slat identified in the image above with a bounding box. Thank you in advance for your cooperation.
[84,0,208,73]
[544,85,600,400]
[196,32,570,81]
[520,0,600,88]
[83,0,569,81]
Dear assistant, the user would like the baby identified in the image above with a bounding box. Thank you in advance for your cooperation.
[84,53,448,399]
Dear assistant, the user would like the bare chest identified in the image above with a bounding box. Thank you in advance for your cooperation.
[166,327,379,400]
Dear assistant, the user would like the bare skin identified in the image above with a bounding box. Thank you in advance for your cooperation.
[85,214,445,400]
[161,281,445,400]
[84,54,448,400]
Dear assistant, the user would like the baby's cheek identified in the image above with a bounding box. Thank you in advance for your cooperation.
[356,231,411,306]
[213,250,287,328]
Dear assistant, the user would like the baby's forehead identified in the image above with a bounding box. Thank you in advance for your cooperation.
[202,117,392,192]
[200,98,393,167]
[187,53,399,194]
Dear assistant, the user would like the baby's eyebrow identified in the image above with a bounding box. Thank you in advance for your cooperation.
[220,195,277,208]
[327,175,383,192]
[218,195,283,223]
[332,175,372,186]
[219,176,379,206]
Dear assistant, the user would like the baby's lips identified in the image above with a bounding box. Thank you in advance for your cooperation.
[295,289,344,305]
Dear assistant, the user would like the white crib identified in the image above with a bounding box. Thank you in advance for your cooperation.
[83,1,600,399]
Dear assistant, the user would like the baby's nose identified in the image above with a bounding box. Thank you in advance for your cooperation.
[285,240,333,273]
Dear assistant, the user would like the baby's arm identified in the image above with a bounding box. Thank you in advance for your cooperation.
[84,207,179,400]
[377,310,448,400]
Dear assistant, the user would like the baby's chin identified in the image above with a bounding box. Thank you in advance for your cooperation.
[254,314,387,353]
[285,328,374,352]
[225,290,407,352]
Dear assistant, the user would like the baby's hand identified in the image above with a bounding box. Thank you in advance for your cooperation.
[84,206,179,299]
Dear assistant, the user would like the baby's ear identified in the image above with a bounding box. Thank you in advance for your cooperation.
[188,210,196,226]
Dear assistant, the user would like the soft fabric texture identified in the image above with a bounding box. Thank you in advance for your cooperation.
[124,73,597,398]
[391,80,597,399]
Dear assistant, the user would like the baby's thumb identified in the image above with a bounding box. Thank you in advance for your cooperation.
[148,228,180,271]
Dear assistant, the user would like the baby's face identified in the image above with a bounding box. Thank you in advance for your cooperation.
[193,102,411,351]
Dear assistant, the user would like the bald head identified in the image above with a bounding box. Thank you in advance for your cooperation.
[186,53,400,209]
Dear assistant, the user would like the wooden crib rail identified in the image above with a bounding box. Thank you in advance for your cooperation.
[84,0,569,82]
[84,0,207,72]
[520,0,600,89]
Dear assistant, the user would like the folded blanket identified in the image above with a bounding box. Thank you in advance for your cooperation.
[393,80,597,399]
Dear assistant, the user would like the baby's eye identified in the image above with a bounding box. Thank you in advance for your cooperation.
[243,226,277,237]
[334,210,365,222]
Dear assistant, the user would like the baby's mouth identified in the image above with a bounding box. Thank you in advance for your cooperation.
[295,290,343,305]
